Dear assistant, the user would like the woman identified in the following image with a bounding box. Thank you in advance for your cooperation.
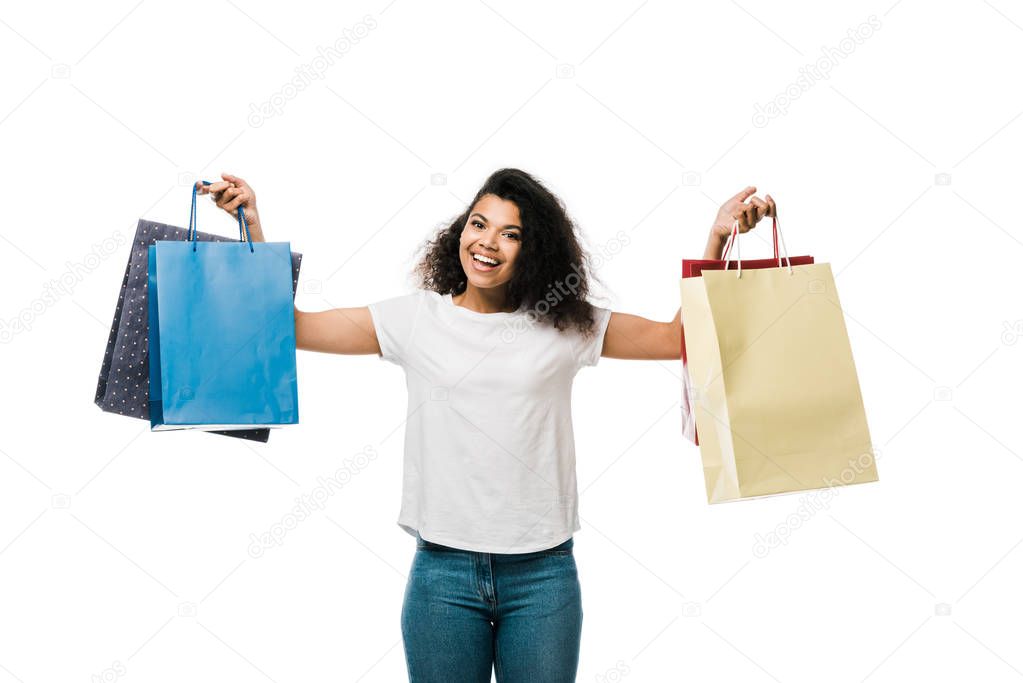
[199,169,775,682]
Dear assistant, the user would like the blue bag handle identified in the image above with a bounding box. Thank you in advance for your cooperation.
[189,180,255,253]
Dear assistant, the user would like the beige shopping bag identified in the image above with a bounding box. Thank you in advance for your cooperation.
[680,225,878,503]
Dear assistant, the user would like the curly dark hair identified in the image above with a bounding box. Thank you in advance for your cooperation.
[414,168,606,338]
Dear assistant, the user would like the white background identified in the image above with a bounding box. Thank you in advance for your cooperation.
[1,1,1022,681]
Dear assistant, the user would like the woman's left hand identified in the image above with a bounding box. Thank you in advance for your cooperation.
[710,186,776,240]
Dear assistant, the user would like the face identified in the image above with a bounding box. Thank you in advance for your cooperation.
[458,193,522,289]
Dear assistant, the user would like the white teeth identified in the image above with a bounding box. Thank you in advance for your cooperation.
[473,253,498,265]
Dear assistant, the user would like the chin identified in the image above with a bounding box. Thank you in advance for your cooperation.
[466,274,500,288]
[463,258,509,287]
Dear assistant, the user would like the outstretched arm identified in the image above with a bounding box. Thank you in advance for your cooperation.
[601,311,680,361]
[295,306,381,355]
[599,186,776,361]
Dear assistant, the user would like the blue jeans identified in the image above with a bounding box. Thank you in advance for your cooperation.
[401,531,583,682]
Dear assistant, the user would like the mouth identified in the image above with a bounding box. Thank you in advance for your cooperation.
[469,251,501,272]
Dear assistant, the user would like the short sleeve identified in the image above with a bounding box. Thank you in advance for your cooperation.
[574,305,612,369]
[367,290,425,366]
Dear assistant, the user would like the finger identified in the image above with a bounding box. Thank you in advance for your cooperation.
[223,192,249,212]
[742,204,758,232]
[748,196,769,220]
[208,185,233,202]
[733,210,750,233]
[765,194,777,218]
[728,185,757,204]
[222,172,247,187]
[216,186,242,207]
[206,180,233,194]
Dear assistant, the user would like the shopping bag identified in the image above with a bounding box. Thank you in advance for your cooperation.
[148,181,299,431]
[681,216,814,445]
[679,218,877,503]
[94,186,302,442]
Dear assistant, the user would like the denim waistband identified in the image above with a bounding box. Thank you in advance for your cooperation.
[415,530,573,555]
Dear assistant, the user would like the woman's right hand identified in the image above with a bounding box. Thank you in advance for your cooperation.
[196,173,264,241]
[709,186,775,241]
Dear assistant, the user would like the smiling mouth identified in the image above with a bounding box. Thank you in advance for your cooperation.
[470,252,500,271]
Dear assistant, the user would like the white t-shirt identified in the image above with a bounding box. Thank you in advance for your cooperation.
[367,289,612,553]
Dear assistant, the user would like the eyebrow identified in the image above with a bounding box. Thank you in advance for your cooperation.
[470,212,521,231]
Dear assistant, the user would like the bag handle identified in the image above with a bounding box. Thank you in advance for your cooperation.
[721,219,779,260]
[722,215,792,278]
[721,214,785,261]
[188,180,254,253]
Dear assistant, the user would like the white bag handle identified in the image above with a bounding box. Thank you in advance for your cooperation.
[722,214,793,278]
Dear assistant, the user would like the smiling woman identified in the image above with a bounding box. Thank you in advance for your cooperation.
[196,167,776,683]
[414,168,605,332]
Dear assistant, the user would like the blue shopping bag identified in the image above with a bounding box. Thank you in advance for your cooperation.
[148,181,299,431]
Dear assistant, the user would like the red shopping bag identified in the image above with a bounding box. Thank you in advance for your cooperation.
[680,216,814,445]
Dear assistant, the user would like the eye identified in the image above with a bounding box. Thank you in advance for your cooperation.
[503,232,519,240]
[471,220,485,229]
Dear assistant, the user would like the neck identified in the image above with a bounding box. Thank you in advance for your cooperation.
[453,284,515,313]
